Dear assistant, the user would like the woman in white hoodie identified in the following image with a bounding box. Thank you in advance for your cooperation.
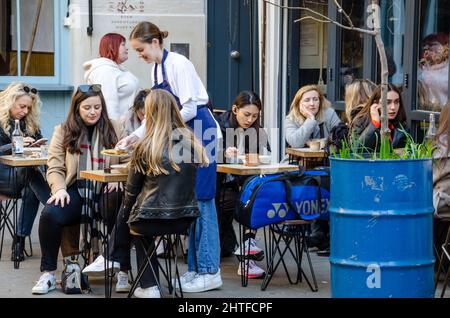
[83,33,139,121]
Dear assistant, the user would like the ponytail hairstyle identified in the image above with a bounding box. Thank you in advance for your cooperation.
[130,22,168,46]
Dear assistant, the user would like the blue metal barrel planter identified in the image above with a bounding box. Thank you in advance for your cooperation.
[329,158,434,298]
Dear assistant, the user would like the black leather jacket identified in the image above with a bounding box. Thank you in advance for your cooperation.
[351,114,407,151]
[124,147,200,224]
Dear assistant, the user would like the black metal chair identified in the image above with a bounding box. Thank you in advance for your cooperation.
[261,219,318,292]
[0,195,33,265]
[127,218,196,298]
[435,218,450,298]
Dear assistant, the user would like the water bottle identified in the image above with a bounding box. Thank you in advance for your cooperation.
[425,113,436,144]
[12,119,24,157]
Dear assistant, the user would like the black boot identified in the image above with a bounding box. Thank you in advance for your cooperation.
[11,235,25,262]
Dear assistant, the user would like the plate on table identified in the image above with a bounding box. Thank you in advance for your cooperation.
[101,148,130,158]
[110,164,129,174]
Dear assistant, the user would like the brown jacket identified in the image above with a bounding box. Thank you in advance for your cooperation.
[46,120,128,195]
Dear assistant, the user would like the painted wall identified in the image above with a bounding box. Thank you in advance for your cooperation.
[67,0,207,90]
[38,0,207,139]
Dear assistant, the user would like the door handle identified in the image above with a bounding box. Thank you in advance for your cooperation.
[230,51,241,59]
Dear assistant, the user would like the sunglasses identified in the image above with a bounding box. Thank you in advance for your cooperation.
[22,86,37,94]
[78,84,102,93]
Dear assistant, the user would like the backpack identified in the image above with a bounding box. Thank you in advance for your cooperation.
[61,257,90,294]
[235,167,330,230]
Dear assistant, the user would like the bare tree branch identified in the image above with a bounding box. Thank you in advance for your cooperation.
[295,16,330,24]
[333,0,354,28]
[264,0,376,35]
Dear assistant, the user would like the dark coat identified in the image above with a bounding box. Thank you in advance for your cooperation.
[350,114,408,151]
[124,145,200,224]
[215,110,271,163]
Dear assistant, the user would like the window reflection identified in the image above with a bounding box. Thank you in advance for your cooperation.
[0,0,55,77]
[417,0,449,112]
[339,0,365,100]
[0,0,16,75]
[380,0,405,86]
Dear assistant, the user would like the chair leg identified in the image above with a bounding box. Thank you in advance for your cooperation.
[237,223,249,288]
[127,237,160,298]
[301,227,318,292]
[435,224,450,290]
[128,234,185,299]
[440,261,450,298]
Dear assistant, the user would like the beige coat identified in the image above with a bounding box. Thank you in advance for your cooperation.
[46,120,128,195]
[433,136,450,219]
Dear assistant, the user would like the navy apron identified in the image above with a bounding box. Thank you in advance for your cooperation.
[152,50,217,200]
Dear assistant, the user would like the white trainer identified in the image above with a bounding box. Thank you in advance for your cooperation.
[172,271,197,289]
[237,260,265,279]
[115,271,131,293]
[234,238,264,261]
[32,272,56,295]
[156,240,165,256]
[182,270,223,293]
[133,286,161,298]
[82,255,120,277]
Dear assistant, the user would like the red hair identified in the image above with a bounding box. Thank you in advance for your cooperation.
[99,33,126,63]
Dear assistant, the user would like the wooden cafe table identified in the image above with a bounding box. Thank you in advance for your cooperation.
[285,148,328,169]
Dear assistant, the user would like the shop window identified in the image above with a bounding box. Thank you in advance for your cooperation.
[0,0,55,77]
[379,0,405,86]
[416,0,449,112]
[338,0,366,100]
[298,2,328,90]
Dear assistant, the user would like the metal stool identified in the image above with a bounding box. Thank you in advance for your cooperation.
[435,219,450,298]
[0,196,33,263]
[261,220,318,292]
[128,231,185,298]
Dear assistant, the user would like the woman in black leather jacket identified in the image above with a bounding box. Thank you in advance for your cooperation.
[116,89,207,298]
[350,84,408,151]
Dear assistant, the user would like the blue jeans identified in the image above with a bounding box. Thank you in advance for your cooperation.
[187,198,221,274]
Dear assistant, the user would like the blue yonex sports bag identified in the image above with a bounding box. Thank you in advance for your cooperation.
[234,167,330,230]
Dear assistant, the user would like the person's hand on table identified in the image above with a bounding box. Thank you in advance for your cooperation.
[47,189,70,208]
[225,147,239,158]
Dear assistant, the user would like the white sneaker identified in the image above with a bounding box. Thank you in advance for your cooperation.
[156,240,165,256]
[32,272,56,295]
[234,238,264,261]
[237,260,265,279]
[115,271,131,293]
[172,271,197,289]
[182,270,223,293]
[82,255,120,277]
[133,286,161,298]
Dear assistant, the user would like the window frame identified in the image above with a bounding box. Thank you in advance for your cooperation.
[326,0,450,139]
[0,0,70,88]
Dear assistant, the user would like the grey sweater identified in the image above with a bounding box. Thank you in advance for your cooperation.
[285,107,341,148]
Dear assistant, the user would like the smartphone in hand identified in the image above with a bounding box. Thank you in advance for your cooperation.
[29,138,48,147]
